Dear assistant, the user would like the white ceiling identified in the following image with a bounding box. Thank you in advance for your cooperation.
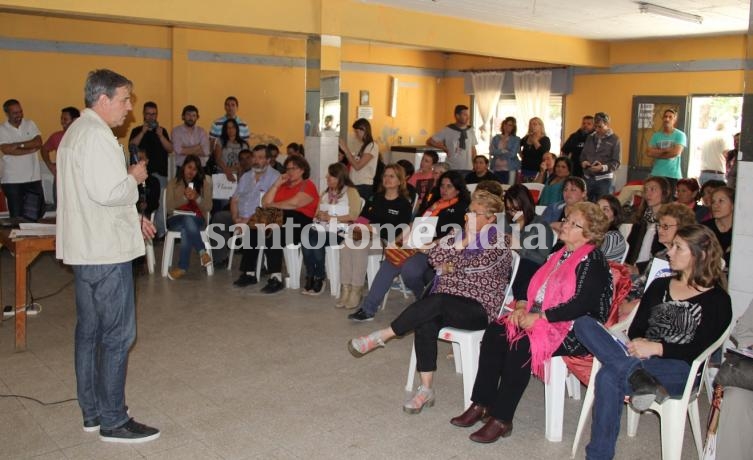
[362,0,750,40]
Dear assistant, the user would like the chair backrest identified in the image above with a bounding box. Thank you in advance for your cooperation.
[535,205,546,216]
[619,241,630,264]
[467,183,477,193]
[359,197,366,212]
[523,182,545,192]
[496,251,521,317]
[679,322,733,405]
[618,223,633,240]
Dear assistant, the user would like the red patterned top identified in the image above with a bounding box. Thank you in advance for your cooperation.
[427,228,513,321]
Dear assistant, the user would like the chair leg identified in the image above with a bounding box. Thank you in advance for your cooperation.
[161,233,177,277]
[658,401,686,460]
[451,342,462,374]
[459,338,478,410]
[626,405,640,437]
[566,373,582,400]
[145,241,155,274]
[688,400,704,459]
[405,343,417,393]
[201,231,214,276]
[544,357,566,442]
[571,360,601,458]
[282,244,302,289]
[325,246,341,297]
[256,246,265,277]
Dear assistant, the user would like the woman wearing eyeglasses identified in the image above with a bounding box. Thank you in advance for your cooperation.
[347,191,514,414]
[449,202,612,443]
[503,184,555,301]
[573,225,731,460]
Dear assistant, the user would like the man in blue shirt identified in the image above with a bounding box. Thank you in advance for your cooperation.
[647,108,686,193]
[207,144,279,268]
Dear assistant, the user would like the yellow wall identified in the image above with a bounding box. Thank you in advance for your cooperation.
[0,11,745,164]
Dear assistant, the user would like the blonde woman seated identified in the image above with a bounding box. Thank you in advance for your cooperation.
[301,163,361,295]
[336,164,413,308]
[449,202,612,442]
[165,154,213,280]
[348,191,514,414]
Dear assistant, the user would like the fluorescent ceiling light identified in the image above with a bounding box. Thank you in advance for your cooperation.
[637,2,703,24]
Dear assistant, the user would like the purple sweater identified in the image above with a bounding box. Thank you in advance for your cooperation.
[427,229,513,321]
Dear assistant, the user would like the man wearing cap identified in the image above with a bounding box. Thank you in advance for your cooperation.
[580,112,621,202]
[646,108,686,192]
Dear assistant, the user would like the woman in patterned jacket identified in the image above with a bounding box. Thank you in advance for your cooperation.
[450,201,614,443]
[347,190,514,414]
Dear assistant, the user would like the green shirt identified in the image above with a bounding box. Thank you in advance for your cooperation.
[649,129,687,179]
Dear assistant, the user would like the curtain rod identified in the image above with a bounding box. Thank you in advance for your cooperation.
[458,66,567,73]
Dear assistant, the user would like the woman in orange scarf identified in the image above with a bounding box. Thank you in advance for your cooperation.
[347,171,470,321]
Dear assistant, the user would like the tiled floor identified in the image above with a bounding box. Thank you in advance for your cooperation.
[0,250,709,459]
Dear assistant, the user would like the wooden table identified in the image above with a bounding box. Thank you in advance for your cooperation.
[0,229,56,351]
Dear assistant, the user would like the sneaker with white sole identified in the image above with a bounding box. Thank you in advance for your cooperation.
[99,418,159,443]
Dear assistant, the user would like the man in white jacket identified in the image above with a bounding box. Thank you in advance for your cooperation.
[56,69,159,443]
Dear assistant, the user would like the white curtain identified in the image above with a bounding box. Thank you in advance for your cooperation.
[471,72,505,144]
[513,70,552,134]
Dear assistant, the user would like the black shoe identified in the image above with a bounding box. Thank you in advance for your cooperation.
[213,257,228,268]
[261,277,284,294]
[302,276,314,294]
[83,418,100,433]
[310,277,325,296]
[628,368,670,412]
[99,418,160,444]
[83,405,129,433]
[348,308,374,322]
[233,274,257,287]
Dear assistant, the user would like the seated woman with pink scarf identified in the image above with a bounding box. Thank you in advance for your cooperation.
[450,202,614,443]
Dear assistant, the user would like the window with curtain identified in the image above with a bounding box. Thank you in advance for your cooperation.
[473,95,563,155]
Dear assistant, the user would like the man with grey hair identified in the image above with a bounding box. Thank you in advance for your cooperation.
[56,68,160,443]
[580,112,621,202]
[209,144,279,271]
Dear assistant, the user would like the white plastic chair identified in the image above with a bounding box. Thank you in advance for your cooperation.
[535,205,547,216]
[543,356,582,442]
[619,241,630,264]
[282,243,303,289]
[160,189,214,277]
[619,223,633,240]
[144,210,156,274]
[571,321,732,460]
[466,183,478,193]
[404,251,520,410]
[324,197,366,297]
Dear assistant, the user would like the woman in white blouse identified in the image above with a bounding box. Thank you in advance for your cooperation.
[301,163,361,295]
[339,118,379,201]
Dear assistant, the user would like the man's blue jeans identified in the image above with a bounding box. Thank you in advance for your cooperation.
[360,252,430,316]
[573,316,690,460]
[167,215,207,270]
[73,262,136,430]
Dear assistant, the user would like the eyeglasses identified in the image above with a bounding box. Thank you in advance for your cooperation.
[655,223,677,231]
[561,218,584,229]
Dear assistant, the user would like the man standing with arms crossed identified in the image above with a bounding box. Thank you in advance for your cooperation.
[647,108,686,193]
[56,69,160,443]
